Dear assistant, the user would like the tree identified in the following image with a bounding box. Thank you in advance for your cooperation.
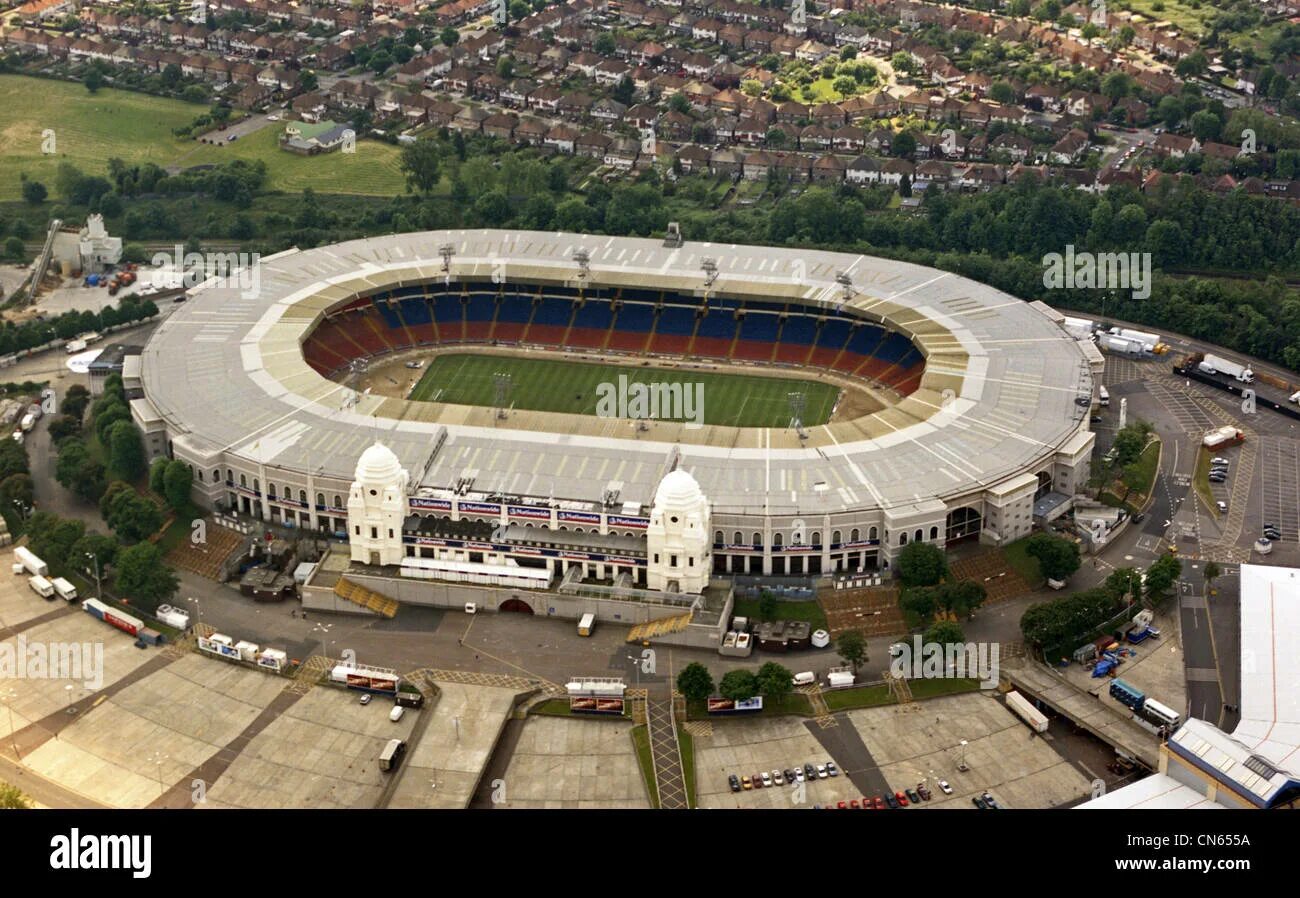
[399,139,442,195]
[149,457,169,494]
[163,460,193,511]
[0,473,33,512]
[756,661,794,703]
[1025,532,1081,581]
[924,619,965,645]
[896,541,947,588]
[0,782,31,809]
[947,579,987,619]
[84,68,105,93]
[900,585,938,624]
[718,668,758,701]
[46,415,81,444]
[439,26,459,47]
[758,589,778,621]
[103,487,162,544]
[21,180,47,205]
[836,629,868,673]
[113,543,179,611]
[70,531,119,576]
[107,420,146,482]
[676,662,714,702]
[1203,560,1221,593]
[1144,553,1181,601]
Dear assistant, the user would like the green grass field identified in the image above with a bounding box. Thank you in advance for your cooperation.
[0,74,406,199]
[408,353,840,428]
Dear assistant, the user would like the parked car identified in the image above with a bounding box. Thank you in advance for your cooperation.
[804,763,817,781]
[1212,457,1230,465]
[816,764,828,779]
[1217,501,1228,513]
[972,796,989,809]
[741,775,753,790]
[883,793,900,809]
[784,768,797,785]
[752,773,763,789]
[761,771,773,788]
[982,791,1000,809]
[938,779,953,794]
[728,774,741,793]
[794,767,806,783]
[826,761,839,777]
[917,783,932,801]
[905,788,922,804]
[359,693,371,705]
[895,790,910,807]
[849,798,860,809]
[772,769,784,786]
[873,796,886,810]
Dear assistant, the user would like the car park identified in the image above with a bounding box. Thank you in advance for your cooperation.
[938,779,953,794]
[826,761,839,777]
[895,790,909,807]
[1217,501,1229,513]
[729,774,741,793]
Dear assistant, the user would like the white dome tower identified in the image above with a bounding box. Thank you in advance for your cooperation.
[347,441,409,566]
[646,469,711,594]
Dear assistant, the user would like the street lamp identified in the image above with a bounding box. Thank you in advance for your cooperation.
[626,655,641,688]
[84,551,102,600]
[185,595,202,630]
[149,750,168,798]
[1,686,18,760]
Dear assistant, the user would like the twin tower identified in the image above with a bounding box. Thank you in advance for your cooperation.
[347,442,711,594]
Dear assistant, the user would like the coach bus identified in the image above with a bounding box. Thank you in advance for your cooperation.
[1109,678,1145,711]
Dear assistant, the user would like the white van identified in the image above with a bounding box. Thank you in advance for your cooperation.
[791,671,816,687]
[389,706,405,723]
[1098,386,1110,407]
[51,577,77,602]
[28,575,55,599]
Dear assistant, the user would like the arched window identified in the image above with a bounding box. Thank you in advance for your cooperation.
[850,528,860,542]
[240,474,247,488]
[900,532,908,545]
[734,531,743,545]
[811,531,821,546]
[832,530,841,545]
[333,495,342,508]
[213,469,220,483]
[715,530,724,544]
[773,532,783,547]
[316,493,324,507]
[268,484,277,499]
[253,478,260,493]
[752,532,762,547]
[930,526,939,540]
[914,529,923,543]
[869,526,878,540]
[299,490,307,504]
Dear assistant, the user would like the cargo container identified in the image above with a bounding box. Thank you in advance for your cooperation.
[154,604,190,629]
[331,662,400,694]
[28,575,55,599]
[379,738,407,772]
[65,339,87,354]
[14,546,48,577]
[235,640,260,662]
[577,612,595,636]
[83,598,144,637]
[1098,334,1144,355]
[1108,327,1163,352]
[826,670,855,689]
[50,577,77,602]
[256,648,288,672]
[1005,690,1049,733]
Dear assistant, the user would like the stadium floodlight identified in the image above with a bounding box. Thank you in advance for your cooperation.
[701,257,718,288]
[835,270,854,310]
[439,243,454,285]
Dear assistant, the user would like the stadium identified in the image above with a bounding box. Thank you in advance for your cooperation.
[131,228,1097,626]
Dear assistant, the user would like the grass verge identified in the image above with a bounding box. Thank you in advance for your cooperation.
[631,724,659,808]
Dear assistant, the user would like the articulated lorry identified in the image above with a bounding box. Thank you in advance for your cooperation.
[1197,353,1254,384]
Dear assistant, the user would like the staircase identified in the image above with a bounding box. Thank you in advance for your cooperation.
[333,577,400,618]
[626,611,693,643]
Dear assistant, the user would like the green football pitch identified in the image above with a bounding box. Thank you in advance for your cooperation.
[407,354,839,428]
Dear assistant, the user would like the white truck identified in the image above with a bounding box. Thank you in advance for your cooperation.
[1005,690,1049,733]
[1098,334,1144,355]
[65,339,87,354]
[1108,327,1162,353]
[14,546,48,577]
[50,577,77,602]
[826,670,855,689]
[1203,425,1244,450]
[1198,353,1254,384]
[28,575,55,599]
[19,413,35,433]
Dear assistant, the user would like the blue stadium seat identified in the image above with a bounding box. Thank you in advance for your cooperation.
[739,313,781,342]
[572,299,614,330]
[655,305,696,336]
[816,318,852,348]
[370,295,403,330]
[496,295,533,323]
[696,309,737,339]
[875,332,912,364]
[533,298,574,326]
[433,294,463,323]
[614,303,655,332]
[399,298,433,325]
[464,293,496,322]
[779,315,818,345]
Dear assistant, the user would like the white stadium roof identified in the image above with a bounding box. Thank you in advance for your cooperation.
[139,229,1092,515]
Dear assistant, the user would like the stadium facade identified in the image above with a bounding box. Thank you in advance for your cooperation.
[131,229,1097,596]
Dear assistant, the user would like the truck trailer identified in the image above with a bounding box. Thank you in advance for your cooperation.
[1005,691,1049,733]
[1098,334,1144,355]
[1203,425,1245,450]
[1198,353,1254,384]
[1108,327,1165,353]
[14,546,48,577]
